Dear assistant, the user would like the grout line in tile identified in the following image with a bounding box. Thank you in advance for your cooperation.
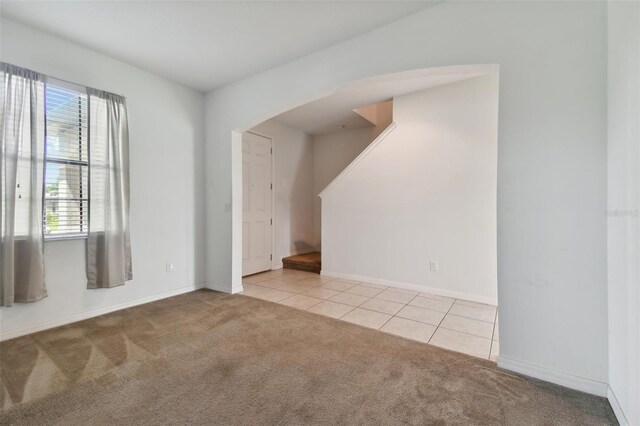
[379,291,429,331]
[488,306,499,360]
[491,308,498,339]
[426,298,456,345]
[377,311,396,330]
[354,305,396,317]
[445,310,496,324]
[406,292,420,306]
[378,292,418,328]
[444,312,496,325]
[437,324,494,340]
[337,306,357,319]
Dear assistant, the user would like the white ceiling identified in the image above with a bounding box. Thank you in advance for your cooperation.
[0,1,437,92]
[274,65,495,135]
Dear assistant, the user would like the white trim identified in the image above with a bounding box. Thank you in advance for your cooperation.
[607,386,630,426]
[322,270,497,305]
[0,283,206,341]
[231,130,244,293]
[319,122,397,197]
[497,356,609,397]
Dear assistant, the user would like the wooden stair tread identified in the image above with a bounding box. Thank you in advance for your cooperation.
[282,252,321,274]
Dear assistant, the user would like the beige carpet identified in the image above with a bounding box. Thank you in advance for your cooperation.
[0,290,616,425]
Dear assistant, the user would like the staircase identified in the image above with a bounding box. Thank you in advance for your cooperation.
[282,252,321,274]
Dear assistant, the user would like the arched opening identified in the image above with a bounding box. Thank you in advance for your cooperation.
[233,64,500,360]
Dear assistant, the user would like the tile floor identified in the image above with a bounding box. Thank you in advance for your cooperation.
[241,269,499,361]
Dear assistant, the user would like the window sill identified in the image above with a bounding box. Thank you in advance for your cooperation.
[44,234,88,242]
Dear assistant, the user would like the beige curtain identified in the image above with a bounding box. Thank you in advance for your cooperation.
[0,63,47,306]
[86,89,132,288]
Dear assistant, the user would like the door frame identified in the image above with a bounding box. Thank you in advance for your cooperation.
[243,130,277,276]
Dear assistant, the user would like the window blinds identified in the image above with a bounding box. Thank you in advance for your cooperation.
[43,84,89,237]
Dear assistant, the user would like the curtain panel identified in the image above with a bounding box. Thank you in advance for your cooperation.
[86,89,132,288]
[0,63,47,307]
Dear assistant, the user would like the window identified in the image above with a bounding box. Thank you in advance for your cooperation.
[43,84,89,239]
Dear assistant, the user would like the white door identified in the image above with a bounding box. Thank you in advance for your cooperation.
[242,132,273,276]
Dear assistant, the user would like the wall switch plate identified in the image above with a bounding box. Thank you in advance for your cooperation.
[429,261,439,272]
[166,262,174,272]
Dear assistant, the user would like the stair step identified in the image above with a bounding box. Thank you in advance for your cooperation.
[282,252,321,274]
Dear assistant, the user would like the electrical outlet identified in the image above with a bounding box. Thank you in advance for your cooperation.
[166,262,174,272]
[429,261,439,272]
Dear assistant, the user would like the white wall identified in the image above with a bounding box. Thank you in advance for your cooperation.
[313,128,375,247]
[0,20,206,339]
[312,101,393,247]
[250,119,315,267]
[252,111,390,256]
[206,1,608,394]
[607,2,640,424]
[322,74,498,304]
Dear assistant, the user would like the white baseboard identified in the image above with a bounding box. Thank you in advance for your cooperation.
[497,356,609,397]
[607,386,630,426]
[206,281,243,294]
[0,283,206,341]
[206,281,232,293]
[321,270,497,305]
